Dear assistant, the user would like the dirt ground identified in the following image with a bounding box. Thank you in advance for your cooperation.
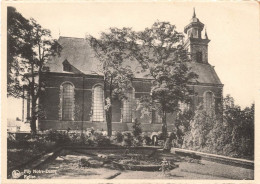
[35,151,253,180]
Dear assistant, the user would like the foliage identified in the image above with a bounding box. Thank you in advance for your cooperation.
[182,104,216,150]
[7,133,56,153]
[129,21,198,139]
[133,136,143,147]
[132,118,142,137]
[171,108,193,147]
[115,132,124,143]
[122,132,133,146]
[7,7,62,134]
[93,133,111,146]
[87,28,135,136]
[46,130,71,145]
[7,7,31,96]
[143,135,152,145]
[183,95,254,160]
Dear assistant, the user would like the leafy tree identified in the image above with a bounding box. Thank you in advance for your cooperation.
[174,108,193,146]
[130,21,198,139]
[7,7,62,134]
[182,104,216,150]
[87,28,135,136]
[183,95,254,160]
[7,7,31,97]
[222,96,254,158]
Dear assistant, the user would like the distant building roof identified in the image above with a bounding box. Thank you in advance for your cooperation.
[47,36,222,85]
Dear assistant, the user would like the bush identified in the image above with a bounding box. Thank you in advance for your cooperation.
[122,132,133,146]
[115,132,124,143]
[94,133,111,147]
[157,132,164,140]
[133,136,143,146]
[143,135,152,145]
[46,130,71,145]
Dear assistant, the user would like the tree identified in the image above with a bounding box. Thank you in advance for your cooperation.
[182,104,216,150]
[183,94,254,159]
[87,28,135,136]
[7,7,31,97]
[130,21,198,139]
[222,95,254,158]
[7,7,62,134]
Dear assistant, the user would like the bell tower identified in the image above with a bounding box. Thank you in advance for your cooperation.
[184,8,210,64]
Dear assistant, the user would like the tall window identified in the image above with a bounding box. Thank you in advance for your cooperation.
[92,85,105,122]
[62,83,74,120]
[204,91,214,111]
[196,52,203,63]
[122,88,134,122]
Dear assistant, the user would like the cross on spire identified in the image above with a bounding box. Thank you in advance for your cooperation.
[193,7,196,18]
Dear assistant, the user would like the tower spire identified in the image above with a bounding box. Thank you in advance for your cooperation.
[193,7,196,18]
[205,28,208,39]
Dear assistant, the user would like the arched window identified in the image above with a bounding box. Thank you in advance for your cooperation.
[122,88,134,123]
[61,83,74,120]
[204,91,214,111]
[92,85,105,122]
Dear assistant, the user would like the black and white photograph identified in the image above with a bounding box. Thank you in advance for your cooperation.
[2,1,258,182]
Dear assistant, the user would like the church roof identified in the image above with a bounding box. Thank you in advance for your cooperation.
[47,36,222,85]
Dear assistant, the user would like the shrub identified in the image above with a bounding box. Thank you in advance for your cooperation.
[85,138,95,146]
[157,132,164,140]
[115,132,124,143]
[133,136,143,146]
[169,132,176,140]
[94,134,111,147]
[143,135,152,145]
[122,132,133,146]
[46,130,71,145]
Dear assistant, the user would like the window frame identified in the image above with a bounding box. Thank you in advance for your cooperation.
[203,91,215,112]
[196,51,203,63]
[91,84,105,122]
[121,87,135,123]
[59,82,75,121]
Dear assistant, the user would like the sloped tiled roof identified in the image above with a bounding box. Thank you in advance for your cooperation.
[188,62,222,85]
[47,36,222,85]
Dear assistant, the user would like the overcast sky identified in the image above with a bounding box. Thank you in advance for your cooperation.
[6,1,259,119]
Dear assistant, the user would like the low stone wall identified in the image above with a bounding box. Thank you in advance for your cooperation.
[171,148,254,170]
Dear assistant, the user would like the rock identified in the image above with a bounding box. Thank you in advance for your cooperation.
[89,160,103,168]
[80,156,92,161]
[56,156,64,161]
[79,158,91,167]
[98,154,108,159]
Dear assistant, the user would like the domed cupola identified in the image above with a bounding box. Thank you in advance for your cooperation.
[184,8,205,39]
[184,8,210,64]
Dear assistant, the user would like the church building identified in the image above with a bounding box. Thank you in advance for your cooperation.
[27,10,223,132]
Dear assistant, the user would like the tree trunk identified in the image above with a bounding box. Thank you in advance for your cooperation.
[104,76,113,137]
[106,106,112,137]
[162,111,167,140]
[30,64,37,135]
[31,98,37,135]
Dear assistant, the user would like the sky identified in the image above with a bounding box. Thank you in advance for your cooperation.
[5,1,259,119]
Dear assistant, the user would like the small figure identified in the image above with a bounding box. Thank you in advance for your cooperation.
[161,158,169,175]
[152,135,158,146]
